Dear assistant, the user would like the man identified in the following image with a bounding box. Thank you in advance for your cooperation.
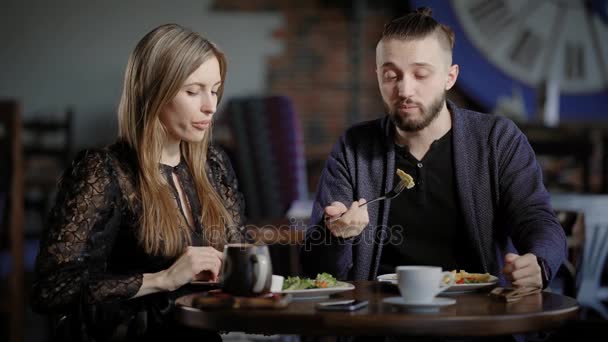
[302,8,566,290]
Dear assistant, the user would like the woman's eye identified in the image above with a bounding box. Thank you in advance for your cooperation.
[186,90,198,95]
[211,91,218,96]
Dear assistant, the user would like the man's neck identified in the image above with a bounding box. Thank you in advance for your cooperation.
[394,105,452,161]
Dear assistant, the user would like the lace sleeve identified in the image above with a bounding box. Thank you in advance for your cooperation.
[32,150,143,313]
[207,145,248,243]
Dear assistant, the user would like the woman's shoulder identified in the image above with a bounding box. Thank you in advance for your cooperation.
[207,143,228,159]
[70,147,113,171]
[54,147,118,198]
[67,141,135,178]
[205,144,239,187]
[207,144,233,168]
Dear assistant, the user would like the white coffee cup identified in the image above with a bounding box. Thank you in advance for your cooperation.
[396,266,455,303]
[270,275,284,293]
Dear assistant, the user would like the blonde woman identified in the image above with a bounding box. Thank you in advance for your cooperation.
[33,24,245,341]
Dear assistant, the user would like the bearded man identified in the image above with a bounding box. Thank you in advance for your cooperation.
[302,7,566,291]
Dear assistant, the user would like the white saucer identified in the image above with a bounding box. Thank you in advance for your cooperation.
[377,273,499,293]
[382,296,456,312]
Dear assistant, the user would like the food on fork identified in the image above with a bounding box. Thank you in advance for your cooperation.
[396,168,415,189]
[449,270,492,284]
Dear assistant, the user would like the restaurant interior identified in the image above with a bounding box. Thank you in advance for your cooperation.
[1,0,607,341]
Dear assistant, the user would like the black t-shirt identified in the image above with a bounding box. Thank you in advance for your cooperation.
[379,130,480,275]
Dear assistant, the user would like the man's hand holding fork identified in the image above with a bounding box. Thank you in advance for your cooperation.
[324,199,369,239]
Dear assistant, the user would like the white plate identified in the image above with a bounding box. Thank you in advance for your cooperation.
[279,281,355,300]
[383,296,456,312]
[376,273,499,293]
[376,273,399,284]
[445,275,499,293]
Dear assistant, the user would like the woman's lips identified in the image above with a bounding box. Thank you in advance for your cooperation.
[192,121,210,130]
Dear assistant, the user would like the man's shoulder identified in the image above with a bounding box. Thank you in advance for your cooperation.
[453,104,521,137]
[343,117,386,140]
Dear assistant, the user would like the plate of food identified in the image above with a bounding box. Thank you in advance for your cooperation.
[445,270,498,293]
[280,273,355,300]
[376,273,399,284]
[377,270,498,293]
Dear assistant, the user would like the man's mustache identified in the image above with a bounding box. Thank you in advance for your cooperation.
[395,98,422,107]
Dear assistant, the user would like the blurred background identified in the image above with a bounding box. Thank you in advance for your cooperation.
[1,0,607,341]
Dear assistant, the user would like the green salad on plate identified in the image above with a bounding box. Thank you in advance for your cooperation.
[282,273,339,290]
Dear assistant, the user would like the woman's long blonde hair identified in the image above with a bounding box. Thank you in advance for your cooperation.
[118,24,231,256]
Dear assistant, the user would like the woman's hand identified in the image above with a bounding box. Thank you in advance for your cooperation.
[160,246,223,291]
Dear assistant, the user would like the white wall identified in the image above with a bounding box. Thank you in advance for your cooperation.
[0,0,282,149]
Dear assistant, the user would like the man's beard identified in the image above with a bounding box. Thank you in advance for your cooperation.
[387,92,446,132]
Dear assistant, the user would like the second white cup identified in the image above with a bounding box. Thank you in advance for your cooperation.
[396,266,455,303]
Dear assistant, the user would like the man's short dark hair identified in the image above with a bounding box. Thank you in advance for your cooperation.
[381,7,455,52]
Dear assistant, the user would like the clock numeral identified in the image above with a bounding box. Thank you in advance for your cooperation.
[468,0,514,38]
[451,0,607,92]
[564,43,585,81]
[509,30,542,71]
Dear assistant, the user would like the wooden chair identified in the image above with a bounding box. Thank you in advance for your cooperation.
[603,133,608,193]
[0,99,24,342]
[519,124,594,192]
[22,108,72,230]
[220,96,308,221]
[551,210,585,297]
[551,209,608,318]
[244,218,305,277]
[577,223,608,319]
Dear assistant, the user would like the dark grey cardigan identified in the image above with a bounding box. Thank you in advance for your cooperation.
[302,101,567,286]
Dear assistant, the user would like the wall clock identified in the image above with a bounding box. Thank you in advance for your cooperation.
[413,0,608,121]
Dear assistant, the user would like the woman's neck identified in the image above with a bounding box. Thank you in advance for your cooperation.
[161,139,181,167]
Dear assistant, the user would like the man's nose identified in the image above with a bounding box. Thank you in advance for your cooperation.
[397,79,414,98]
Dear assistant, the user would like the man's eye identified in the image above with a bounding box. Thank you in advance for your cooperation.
[415,74,429,79]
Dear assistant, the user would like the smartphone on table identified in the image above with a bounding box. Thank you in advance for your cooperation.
[315,299,369,311]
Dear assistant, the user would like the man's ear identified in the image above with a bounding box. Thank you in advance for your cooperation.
[445,64,459,91]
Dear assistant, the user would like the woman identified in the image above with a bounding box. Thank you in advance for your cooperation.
[32,24,246,340]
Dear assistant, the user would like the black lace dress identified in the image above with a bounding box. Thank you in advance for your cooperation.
[32,141,247,341]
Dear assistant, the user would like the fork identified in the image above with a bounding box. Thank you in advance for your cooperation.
[361,178,410,207]
[328,177,414,222]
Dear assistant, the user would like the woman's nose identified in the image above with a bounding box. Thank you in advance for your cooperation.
[201,93,216,114]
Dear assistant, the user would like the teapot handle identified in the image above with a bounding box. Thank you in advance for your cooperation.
[251,254,270,293]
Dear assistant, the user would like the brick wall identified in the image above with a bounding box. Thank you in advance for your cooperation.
[212,0,481,192]
[213,1,396,190]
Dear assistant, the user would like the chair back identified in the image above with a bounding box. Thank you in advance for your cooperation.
[577,223,608,318]
[551,210,585,297]
[520,124,594,192]
[222,95,307,221]
[0,99,24,342]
